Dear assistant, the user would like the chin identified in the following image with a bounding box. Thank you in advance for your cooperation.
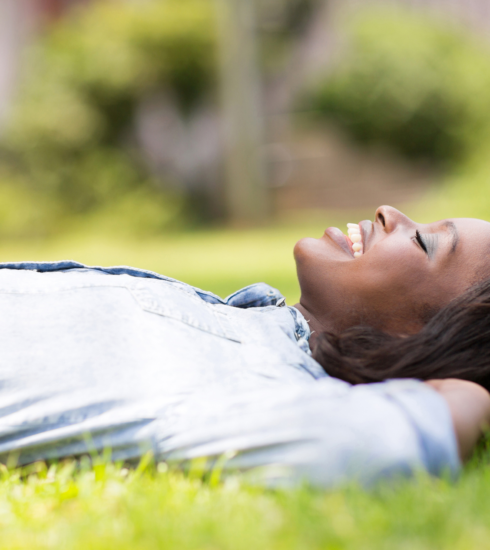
[293,237,322,264]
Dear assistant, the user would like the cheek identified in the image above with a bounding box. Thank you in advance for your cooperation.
[356,240,430,302]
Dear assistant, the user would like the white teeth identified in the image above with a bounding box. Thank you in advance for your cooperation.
[347,223,363,258]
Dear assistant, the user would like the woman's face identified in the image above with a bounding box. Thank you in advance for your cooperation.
[294,206,490,334]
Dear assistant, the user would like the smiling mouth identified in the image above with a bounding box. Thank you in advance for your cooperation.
[324,222,366,258]
[346,223,363,257]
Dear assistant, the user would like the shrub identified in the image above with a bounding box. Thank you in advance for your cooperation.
[305,8,490,165]
[0,0,216,238]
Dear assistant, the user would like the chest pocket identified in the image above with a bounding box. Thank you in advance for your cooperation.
[129,283,241,343]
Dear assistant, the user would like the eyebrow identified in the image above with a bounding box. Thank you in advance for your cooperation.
[442,221,459,254]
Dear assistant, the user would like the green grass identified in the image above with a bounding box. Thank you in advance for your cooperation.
[0,446,489,550]
[1,209,490,550]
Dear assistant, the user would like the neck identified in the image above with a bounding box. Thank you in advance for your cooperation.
[293,302,334,351]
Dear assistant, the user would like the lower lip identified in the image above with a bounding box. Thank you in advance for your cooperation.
[324,227,354,257]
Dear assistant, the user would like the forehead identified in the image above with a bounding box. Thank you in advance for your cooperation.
[450,218,490,242]
[448,217,490,273]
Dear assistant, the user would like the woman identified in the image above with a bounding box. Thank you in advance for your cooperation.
[296,205,490,465]
[0,206,488,488]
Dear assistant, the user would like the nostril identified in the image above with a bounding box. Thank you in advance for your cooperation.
[377,212,386,227]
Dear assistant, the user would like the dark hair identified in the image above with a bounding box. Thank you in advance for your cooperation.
[313,278,490,392]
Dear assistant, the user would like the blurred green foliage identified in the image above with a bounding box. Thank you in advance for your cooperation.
[306,8,490,165]
[0,0,217,238]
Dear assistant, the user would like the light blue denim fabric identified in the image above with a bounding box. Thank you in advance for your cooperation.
[0,261,460,487]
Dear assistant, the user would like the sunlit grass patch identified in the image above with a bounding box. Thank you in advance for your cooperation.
[0,442,489,550]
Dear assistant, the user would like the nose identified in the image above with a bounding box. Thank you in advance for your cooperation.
[375,205,414,233]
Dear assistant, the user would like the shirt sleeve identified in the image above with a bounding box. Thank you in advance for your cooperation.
[363,379,461,478]
[160,378,461,488]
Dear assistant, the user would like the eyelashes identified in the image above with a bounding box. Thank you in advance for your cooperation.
[414,230,438,258]
[415,230,427,254]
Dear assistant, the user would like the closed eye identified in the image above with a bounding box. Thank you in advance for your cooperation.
[414,230,439,259]
[415,230,428,254]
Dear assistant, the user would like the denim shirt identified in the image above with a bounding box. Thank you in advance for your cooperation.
[0,261,460,487]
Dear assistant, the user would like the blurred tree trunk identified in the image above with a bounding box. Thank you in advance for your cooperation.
[216,0,270,225]
[0,0,30,132]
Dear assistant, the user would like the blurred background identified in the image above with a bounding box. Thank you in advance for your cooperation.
[0,0,490,302]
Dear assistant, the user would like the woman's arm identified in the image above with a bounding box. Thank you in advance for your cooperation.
[425,379,490,461]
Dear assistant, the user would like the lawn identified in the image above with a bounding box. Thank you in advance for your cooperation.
[1,445,490,550]
[0,210,489,550]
